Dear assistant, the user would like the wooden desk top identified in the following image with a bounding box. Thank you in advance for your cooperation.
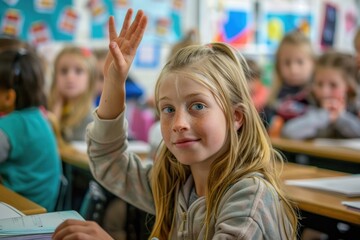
[272,137,360,164]
[60,141,150,170]
[0,184,46,215]
[281,163,360,225]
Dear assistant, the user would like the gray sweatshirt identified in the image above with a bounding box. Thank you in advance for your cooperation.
[86,110,293,239]
[281,107,360,140]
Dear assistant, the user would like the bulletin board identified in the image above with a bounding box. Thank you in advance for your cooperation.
[0,0,185,47]
[0,0,76,45]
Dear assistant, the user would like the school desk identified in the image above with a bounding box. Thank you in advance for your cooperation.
[271,137,360,173]
[59,141,150,170]
[281,162,360,237]
[0,184,46,215]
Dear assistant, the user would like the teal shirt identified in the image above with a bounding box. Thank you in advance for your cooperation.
[0,107,61,211]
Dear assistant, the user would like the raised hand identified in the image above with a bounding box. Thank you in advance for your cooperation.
[98,9,147,119]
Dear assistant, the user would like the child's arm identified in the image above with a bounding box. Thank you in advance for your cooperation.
[97,9,147,120]
[333,111,360,137]
[281,108,330,139]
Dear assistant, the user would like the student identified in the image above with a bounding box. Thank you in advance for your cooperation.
[0,48,61,211]
[246,58,270,112]
[265,31,315,134]
[282,51,360,139]
[48,46,97,142]
[354,27,360,72]
[53,9,298,239]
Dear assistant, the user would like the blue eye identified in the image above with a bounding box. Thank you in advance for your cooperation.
[162,106,175,114]
[191,103,205,111]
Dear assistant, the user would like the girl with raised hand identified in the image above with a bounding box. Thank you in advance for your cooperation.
[53,8,297,240]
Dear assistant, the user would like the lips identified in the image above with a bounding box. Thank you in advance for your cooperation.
[173,138,200,147]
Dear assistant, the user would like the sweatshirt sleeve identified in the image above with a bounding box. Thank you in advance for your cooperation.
[281,108,330,140]
[333,111,360,138]
[86,109,155,215]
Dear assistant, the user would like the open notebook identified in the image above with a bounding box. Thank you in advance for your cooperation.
[285,175,360,197]
[0,203,84,239]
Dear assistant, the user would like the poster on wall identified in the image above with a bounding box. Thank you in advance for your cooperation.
[213,0,254,49]
[89,0,184,44]
[259,0,313,50]
[0,0,76,45]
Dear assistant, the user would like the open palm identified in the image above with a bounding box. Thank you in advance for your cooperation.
[104,9,147,84]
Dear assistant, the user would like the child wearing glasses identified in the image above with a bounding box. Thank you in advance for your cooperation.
[0,48,61,211]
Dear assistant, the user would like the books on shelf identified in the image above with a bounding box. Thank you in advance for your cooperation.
[285,174,360,197]
[0,202,84,239]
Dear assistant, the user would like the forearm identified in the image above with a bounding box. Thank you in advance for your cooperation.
[97,77,126,119]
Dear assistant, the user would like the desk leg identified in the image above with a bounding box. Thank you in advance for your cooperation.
[63,162,73,210]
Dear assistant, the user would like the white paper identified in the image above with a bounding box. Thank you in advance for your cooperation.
[313,138,360,150]
[0,211,84,236]
[285,175,360,197]
[71,140,150,154]
[0,202,24,220]
[342,201,360,210]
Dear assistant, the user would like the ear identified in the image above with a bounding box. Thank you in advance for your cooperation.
[233,104,243,131]
[4,89,16,111]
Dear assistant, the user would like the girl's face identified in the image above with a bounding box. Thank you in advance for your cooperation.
[55,53,89,100]
[158,73,227,169]
[278,43,314,86]
[313,67,348,102]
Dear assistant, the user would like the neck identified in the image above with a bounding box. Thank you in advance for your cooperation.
[190,163,211,197]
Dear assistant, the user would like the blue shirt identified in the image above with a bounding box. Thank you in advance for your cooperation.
[0,107,61,211]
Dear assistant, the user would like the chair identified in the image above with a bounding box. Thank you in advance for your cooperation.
[79,180,107,223]
[54,174,69,211]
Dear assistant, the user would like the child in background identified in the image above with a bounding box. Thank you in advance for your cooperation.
[265,31,315,135]
[48,46,97,142]
[282,51,360,139]
[92,48,107,107]
[53,9,298,239]
[245,58,270,112]
[354,27,360,73]
[0,48,61,211]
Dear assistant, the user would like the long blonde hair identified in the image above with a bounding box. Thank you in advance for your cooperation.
[48,46,97,140]
[269,31,315,105]
[150,42,298,239]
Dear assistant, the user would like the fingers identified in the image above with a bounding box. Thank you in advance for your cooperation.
[109,41,125,71]
[52,220,101,240]
[125,10,148,51]
[108,16,117,42]
[118,8,133,38]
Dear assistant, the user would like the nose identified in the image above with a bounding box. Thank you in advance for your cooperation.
[172,109,189,132]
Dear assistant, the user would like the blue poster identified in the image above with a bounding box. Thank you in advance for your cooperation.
[0,0,75,44]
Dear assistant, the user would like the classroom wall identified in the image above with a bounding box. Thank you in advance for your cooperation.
[1,0,359,97]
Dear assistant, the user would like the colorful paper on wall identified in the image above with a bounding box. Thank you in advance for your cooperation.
[0,0,74,43]
[213,0,254,48]
[259,0,313,50]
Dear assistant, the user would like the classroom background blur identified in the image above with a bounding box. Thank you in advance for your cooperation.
[1,0,359,99]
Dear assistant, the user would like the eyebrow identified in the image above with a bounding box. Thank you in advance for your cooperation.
[158,92,211,102]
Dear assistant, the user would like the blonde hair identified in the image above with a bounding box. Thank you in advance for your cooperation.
[269,31,315,104]
[150,42,298,239]
[48,46,97,139]
[354,27,360,49]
